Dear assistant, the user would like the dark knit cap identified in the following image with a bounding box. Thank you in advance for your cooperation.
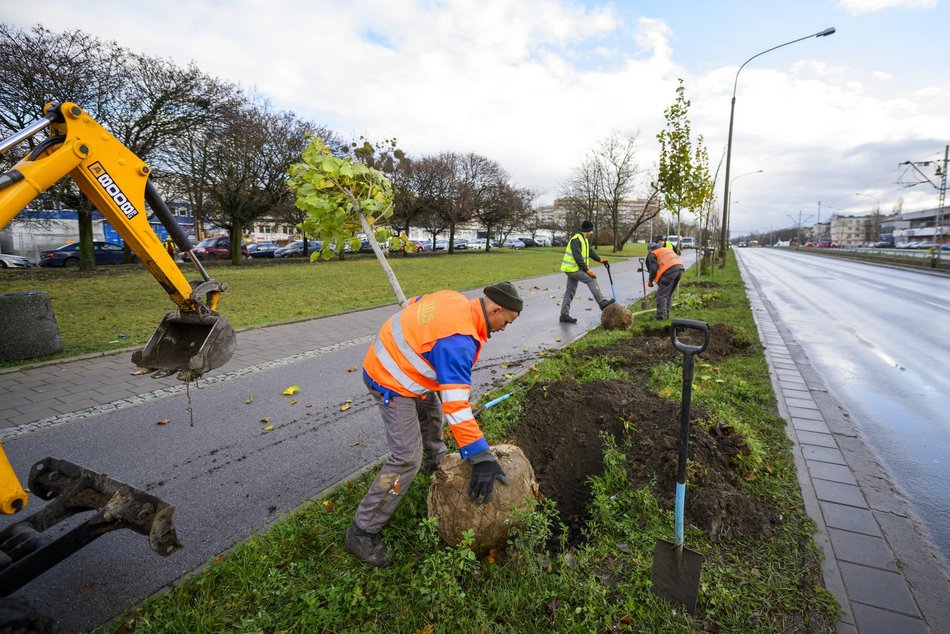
[581,220,594,232]
[484,281,523,312]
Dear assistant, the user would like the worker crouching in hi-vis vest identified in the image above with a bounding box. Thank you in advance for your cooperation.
[646,236,685,320]
[345,282,524,566]
[558,220,614,324]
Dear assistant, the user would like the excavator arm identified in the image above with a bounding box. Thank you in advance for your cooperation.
[0,103,236,611]
[0,102,236,377]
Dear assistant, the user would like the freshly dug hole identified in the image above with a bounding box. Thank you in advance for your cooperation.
[427,444,540,556]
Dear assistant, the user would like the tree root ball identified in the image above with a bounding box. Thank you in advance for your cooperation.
[601,303,633,329]
[427,444,540,555]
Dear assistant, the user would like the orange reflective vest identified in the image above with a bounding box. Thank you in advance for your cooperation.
[363,290,489,458]
[650,247,683,283]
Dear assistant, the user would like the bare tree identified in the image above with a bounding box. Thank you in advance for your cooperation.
[204,101,310,264]
[560,153,602,235]
[594,130,641,251]
[459,153,507,252]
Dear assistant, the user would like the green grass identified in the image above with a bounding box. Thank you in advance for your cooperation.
[1,245,643,366]
[98,252,840,633]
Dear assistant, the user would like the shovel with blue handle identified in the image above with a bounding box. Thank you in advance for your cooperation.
[650,318,710,615]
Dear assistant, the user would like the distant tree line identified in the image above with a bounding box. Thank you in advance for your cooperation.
[0,23,538,267]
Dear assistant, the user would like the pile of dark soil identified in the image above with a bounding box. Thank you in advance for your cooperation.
[508,323,781,548]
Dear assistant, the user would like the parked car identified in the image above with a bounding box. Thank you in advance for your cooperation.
[517,237,538,248]
[872,241,895,248]
[552,236,568,247]
[0,252,31,268]
[274,240,322,258]
[913,241,936,249]
[247,242,280,258]
[817,239,838,248]
[503,238,525,249]
[39,241,130,267]
[193,236,249,260]
[358,239,375,254]
[466,238,488,250]
[680,236,696,249]
[451,239,469,250]
[534,236,552,247]
[803,240,817,248]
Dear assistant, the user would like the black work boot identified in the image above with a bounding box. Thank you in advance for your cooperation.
[559,314,577,323]
[344,522,391,567]
[599,299,616,310]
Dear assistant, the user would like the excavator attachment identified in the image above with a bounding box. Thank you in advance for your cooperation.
[132,310,237,380]
[0,457,181,597]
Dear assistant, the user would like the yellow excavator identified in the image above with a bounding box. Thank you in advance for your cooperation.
[0,102,237,610]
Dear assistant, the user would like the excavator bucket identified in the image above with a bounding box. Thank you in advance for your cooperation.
[132,311,236,379]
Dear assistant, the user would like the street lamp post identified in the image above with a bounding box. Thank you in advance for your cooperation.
[728,169,764,213]
[718,27,836,267]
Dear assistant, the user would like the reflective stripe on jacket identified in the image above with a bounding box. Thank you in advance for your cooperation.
[363,290,490,458]
[650,247,683,283]
[560,232,589,273]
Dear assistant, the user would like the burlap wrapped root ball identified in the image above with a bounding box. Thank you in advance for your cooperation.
[427,444,539,556]
[601,302,633,329]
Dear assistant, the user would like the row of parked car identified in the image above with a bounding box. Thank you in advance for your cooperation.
[0,233,561,269]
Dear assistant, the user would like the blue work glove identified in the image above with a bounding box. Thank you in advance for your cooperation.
[468,458,510,503]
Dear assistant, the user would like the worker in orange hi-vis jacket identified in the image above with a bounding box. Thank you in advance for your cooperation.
[345,281,523,566]
[646,236,685,320]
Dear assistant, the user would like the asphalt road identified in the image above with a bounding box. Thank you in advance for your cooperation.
[735,247,950,566]
[1,254,678,633]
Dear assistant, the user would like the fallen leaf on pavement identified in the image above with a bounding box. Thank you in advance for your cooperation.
[347,365,358,373]
[340,399,352,412]
[156,418,170,425]
[260,416,270,423]
[282,385,300,395]
[245,394,254,404]
[290,399,297,406]
[263,425,274,432]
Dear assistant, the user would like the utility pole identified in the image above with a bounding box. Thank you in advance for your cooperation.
[899,144,948,267]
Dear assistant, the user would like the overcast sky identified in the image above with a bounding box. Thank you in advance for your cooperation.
[5,0,949,236]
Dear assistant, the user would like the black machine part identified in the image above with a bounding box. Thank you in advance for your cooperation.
[0,457,181,597]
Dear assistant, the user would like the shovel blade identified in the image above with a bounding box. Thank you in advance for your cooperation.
[132,311,236,378]
[650,538,704,614]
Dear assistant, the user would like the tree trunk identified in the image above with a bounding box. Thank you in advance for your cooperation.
[357,209,407,307]
[448,224,456,254]
[485,224,493,253]
[231,220,242,265]
[78,207,95,272]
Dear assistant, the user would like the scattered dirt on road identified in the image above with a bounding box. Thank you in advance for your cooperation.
[508,323,780,548]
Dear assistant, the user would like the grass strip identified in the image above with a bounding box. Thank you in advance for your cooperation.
[99,254,840,633]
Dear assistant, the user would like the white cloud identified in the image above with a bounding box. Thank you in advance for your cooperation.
[2,0,948,232]
[872,71,893,80]
[838,0,937,16]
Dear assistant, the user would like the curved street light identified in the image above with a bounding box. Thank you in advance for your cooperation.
[718,27,836,267]
[728,169,764,207]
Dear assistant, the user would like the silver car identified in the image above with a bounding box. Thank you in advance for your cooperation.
[0,252,31,268]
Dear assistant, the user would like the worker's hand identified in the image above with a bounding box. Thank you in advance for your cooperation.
[600,257,608,264]
[468,459,510,504]
[648,281,654,288]
[587,269,597,279]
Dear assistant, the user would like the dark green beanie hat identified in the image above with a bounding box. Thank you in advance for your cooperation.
[483,281,523,312]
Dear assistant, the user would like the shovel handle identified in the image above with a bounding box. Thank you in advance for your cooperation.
[671,319,710,356]
[473,392,512,417]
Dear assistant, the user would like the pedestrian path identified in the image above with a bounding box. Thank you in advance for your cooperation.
[740,257,950,633]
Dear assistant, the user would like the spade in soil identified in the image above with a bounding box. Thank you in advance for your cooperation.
[650,318,710,614]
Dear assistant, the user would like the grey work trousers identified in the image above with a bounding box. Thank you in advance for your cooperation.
[561,270,607,317]
[655,268,683,319]
[354,382,446,534]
